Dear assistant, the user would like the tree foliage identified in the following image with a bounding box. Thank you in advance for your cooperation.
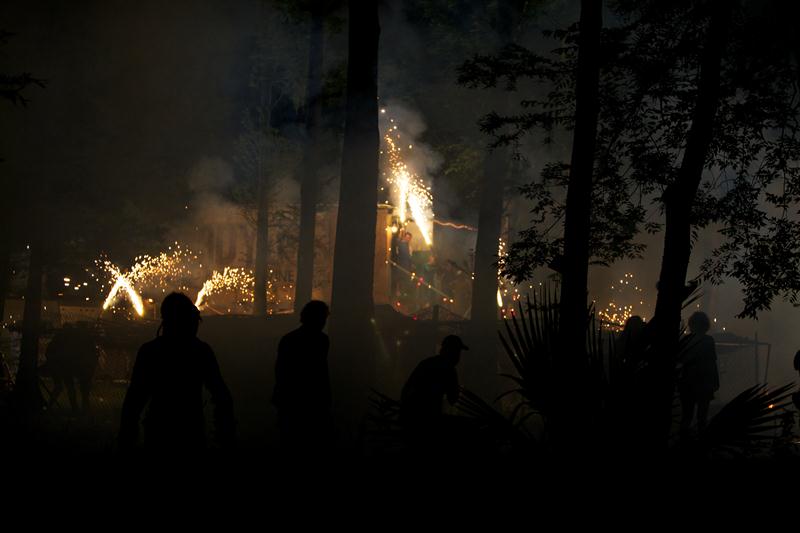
[461,1,800,318]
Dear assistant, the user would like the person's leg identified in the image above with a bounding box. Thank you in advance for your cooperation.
[78,375,91,413]
[680,390,696,436]
[64,377,77,413]
[49,376,64,410]
[696,397,711,433]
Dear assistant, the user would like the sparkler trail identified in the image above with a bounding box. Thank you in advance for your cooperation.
[433,220,477,231]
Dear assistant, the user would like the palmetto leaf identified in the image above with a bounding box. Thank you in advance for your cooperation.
[699,383,796,451]
[455,387,531,446]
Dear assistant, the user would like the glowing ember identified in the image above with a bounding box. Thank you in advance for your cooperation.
[383,124,434,245]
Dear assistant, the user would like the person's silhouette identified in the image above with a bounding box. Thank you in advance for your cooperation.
[118,292,235,454]
[678,312,719,436]
[400,335,467,447]
[44,322,98,413]
[272,300,332,454]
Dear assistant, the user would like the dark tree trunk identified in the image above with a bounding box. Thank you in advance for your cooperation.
[14,241,44,411]
[649,0,733,447]
[0,247,10,324]
[329,0,379,394]
[558,0,602,363]
[466,149,508,396]
[294,8,325,310]
[465,0,518,398]
[253,175,270,316]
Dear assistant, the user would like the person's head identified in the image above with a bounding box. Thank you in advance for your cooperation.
[440,334,468,365]
[622,315,645,336]
[402,231,412,242]
[300,300,329,331]
[687,311,710,335]
[159,292,201,338]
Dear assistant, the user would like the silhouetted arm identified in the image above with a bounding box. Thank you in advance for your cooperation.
[203,346,236,447]
[118,346,151,449]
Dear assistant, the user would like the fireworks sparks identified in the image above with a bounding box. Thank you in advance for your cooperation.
[102,266,144,317]
[94,241,294,317]
[597,272,645,331]
[195,267,255,309]
[383,122,434,245]
[97,243,199,316]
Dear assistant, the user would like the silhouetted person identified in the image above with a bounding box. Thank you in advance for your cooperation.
[392,231,414,302]
[400,335,467,449]
[678,312,719,436]
[272,300,332,454]
[118,292,235,454]
[617,315,646,364]
[43,322,98,413]
[397,231,413,272]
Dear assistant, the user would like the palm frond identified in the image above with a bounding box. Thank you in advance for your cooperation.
[699,383,796,452]
[455,387,532,446]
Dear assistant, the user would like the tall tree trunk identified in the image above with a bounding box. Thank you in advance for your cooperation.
[294,8,325,310]
[14,241,44,412]
[253,175,270,316]
[558,0,602,363]
[252,82,276,317]
[329,0,380,439]
[465,0,518,398]
[467,149,508,396]
[649,0,733,447]
[0,246,10,324]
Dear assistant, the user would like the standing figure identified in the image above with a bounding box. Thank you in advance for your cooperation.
[118,292,235,454]
[44,322,99,413]
[394,231,414,306]
[678,311,719,436]
[272,300,332,454]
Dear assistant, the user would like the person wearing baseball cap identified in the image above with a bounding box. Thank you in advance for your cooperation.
[399,334,468,443]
